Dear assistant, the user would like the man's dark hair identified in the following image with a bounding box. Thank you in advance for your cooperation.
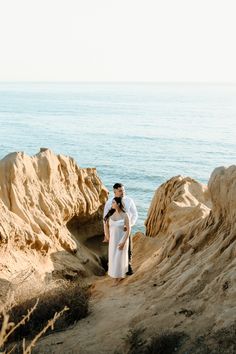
[113,183,124,189]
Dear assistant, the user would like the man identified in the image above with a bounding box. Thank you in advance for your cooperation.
[103,183,138,275]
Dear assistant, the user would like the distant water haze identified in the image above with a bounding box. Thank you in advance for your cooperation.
[0,82,236,232]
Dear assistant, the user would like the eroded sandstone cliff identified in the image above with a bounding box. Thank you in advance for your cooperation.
[0,149,108,287]
[1,151,235,353]
[131,166,236,332]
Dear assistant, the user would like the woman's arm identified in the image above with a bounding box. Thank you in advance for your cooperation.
[118,214,131,250]
[102,220,110,242]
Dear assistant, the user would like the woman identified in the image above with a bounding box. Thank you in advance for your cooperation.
[103,197,131,286]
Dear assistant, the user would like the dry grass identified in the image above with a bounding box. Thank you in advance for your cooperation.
[0,280,90,353]
[0,299,68,354]
[22,306,69,354]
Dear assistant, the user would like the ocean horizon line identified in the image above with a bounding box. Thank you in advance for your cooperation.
[0,80,236,85]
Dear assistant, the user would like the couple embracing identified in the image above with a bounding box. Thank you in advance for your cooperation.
[103,183,138,286]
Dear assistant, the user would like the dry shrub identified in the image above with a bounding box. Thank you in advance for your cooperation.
[144,331,186,354]
[212,323,236,353]
[0,300,68,354]
[126,327,147,354]
[187,322,236,354]
[125,327,186,354]
[1,280,90,346]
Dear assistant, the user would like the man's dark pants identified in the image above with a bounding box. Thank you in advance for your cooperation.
[127,234,133,274]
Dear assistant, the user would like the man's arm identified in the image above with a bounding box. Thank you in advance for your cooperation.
[129,198,138,227]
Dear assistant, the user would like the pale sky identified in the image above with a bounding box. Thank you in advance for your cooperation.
[0,0,235,82]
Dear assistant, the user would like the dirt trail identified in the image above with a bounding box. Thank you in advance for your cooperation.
[34,274,148,354]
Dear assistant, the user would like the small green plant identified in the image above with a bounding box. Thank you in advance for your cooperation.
[126,326,147,354]
[144,331,186,354]
[124,327,186,354]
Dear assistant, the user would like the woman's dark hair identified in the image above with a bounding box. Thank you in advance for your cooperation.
[104,197,125,222]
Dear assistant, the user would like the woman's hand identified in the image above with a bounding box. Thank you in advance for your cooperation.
[118,242,125,250]
[102,235,109,243]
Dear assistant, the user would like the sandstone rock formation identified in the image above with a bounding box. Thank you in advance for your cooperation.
[34,166,236,354]
[132,167,236,331]
[145,175,211,238]
[0,149,108,288]
[1,152,236,353]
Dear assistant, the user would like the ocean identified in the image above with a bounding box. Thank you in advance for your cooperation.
[0,82,236,233]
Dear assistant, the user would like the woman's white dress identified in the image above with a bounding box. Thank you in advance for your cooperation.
[108,218,129,278]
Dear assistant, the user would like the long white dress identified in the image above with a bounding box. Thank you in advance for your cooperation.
[108,218,129,278]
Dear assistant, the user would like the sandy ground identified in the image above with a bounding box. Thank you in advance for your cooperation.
[33,268,217,354]
[33,274,147,354]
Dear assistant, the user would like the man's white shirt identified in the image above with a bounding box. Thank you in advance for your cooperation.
[103,196,138,227]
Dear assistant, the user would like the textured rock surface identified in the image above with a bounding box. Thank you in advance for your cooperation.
[35,166,236,354]
[1,156,236,353]
[145,175,211,238]
[0,149,108,285]
[137,168,236,330]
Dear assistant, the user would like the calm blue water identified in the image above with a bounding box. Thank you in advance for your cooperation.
[0,82,236,232]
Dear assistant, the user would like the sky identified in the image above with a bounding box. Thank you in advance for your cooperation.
[0,0,235,82]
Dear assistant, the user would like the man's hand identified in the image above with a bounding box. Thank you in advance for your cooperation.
[118,242,125,250]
